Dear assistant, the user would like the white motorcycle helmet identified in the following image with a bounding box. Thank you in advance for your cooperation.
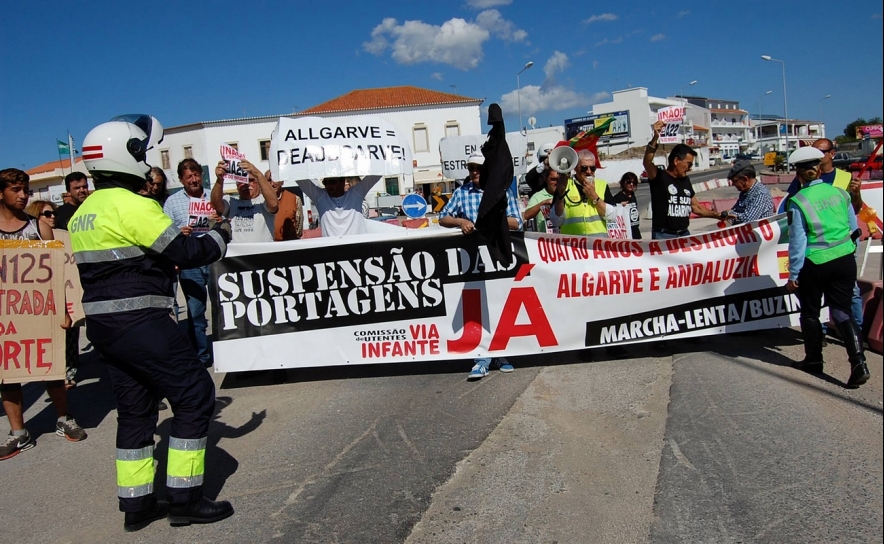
[537,142,555,161]
[82,114,163,189]
[789,146,824,166]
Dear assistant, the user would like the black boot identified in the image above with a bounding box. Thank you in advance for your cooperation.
[124,500,169,532]
[837,320,870,387]
[168,497,234,526]
[796,317,824,373]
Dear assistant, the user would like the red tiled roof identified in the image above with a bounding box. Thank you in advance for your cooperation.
[299,86,482,115]
[27,157,83,175]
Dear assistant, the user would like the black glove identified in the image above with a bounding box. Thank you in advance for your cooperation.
[210,218,232,244]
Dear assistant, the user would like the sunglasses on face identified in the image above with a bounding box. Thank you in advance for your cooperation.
[467,166,481,172]
[580,165,597,173]
[41,210,55,218]
[623,180,637,186]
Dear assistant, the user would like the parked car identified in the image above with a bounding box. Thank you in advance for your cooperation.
[848,154,883,172]
[832,152,856,170]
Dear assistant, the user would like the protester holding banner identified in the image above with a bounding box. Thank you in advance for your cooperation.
[54,171,89,230]
[552,150,615,237]
[212,158,278,243]
[439,153,522,379]
[721,160,774,225]
[785,147,869,388]
[1,168,86,461]
[70,116,234,530]
[164,158,216,367]
[296,175,378,237]
[644,121,723,239]
[611,172,642,239]
[523,167,559,233]
[267,170,303,241]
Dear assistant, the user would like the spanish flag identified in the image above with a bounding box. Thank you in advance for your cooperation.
[777,251,790,279]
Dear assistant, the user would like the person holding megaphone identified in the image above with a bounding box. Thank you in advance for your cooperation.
[551,148,616,237]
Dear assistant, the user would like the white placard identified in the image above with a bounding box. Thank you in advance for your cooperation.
[657,106,685,144]
[439,132,528,181]
[270,116,413,182]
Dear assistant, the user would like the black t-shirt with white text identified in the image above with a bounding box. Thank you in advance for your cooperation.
[649,166,694,232]
[612,191,641,239]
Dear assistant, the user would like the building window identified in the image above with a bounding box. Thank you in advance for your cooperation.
[445,122,460,137]
[183,146,193,159]
[413,125,429,153]
[385,176,399,195]
[227,142,238,151]
[160,150,170,169]
[259,140,271,161]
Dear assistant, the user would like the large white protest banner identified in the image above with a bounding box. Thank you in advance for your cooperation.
[657,106,686,144]
[209,215,803,373]
[439,132,529,181]
[269,116,413,182]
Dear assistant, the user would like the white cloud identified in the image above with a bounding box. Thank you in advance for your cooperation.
[544,51,569,79]
[650,33,666,42]
[466,0,512,7]
[584,13,618,24]
[363,17,490,70]
[431,72,443,81]
[475,9,527,42]
[592,60,599,69]
[500,85,609,116]
[595,37,623,46]
[677,10,691,18]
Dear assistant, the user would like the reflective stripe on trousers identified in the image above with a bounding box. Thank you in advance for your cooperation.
[116,445,154,498]
[167,436,207,489]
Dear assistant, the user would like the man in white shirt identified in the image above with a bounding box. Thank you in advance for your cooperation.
[211,159,278,243]
[296,175,378,237]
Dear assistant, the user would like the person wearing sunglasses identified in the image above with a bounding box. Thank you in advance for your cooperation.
[611,172,642,239]
[784,147,869,388]
[552,149,615,237]
[719,160,774,225]
[644,120,723,239]
[25,199,58,230]
[782,139,862,214]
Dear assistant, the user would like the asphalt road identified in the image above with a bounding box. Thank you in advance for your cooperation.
[1,329,881,543]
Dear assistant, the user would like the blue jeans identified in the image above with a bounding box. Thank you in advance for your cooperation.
[178,266,212,366]
[652,229,690,240]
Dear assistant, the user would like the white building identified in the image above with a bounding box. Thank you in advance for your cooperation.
[148,86,484,207]
[750,116,826,155]
[590,87,711,170]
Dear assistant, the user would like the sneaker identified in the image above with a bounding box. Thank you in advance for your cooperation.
[0,430,34,461]
[56,416,87,442]
[494,358,514,373]
[468,361,489,380]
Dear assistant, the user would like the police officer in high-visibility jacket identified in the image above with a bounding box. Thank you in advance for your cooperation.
[785,147,870,388]
[69,115,234,531]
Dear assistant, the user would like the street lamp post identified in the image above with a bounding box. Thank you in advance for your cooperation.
[757,90,772,152]
[517,61,534,135]
[761,55,789,171]
[818,94,831,127]
[679,80,697,143]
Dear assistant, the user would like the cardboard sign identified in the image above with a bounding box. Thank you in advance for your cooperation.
[270,116,414,182]
[657,106,685,144]
[51,230,85,327]
[439,132,528,181]
[0,240,67,384]
[221,144,249,185]
[188,197,214,233]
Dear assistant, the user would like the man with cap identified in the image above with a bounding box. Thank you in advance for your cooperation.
[785,147,869,388]
[440,153,523,380]
[720,159,774,225]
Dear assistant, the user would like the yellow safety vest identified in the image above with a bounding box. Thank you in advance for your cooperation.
[559,178,609,235]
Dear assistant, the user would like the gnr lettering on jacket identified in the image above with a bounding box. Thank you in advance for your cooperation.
[68,214,96,233]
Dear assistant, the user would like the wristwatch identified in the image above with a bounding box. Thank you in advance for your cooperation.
[593,197,601,205]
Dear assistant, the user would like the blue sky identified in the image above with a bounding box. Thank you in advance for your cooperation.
[2,0,882,170]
